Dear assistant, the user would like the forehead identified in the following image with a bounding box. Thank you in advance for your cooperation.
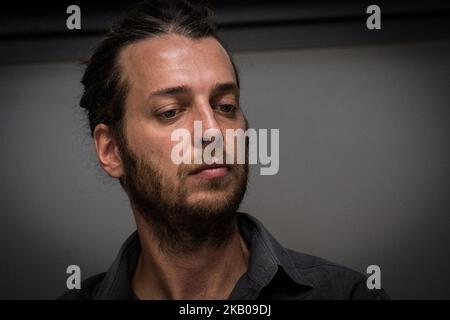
[118,34,236,92]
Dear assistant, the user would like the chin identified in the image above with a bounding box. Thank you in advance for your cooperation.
[185,192,233,212]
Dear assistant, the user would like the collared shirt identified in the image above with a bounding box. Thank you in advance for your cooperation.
[59,213,389,300]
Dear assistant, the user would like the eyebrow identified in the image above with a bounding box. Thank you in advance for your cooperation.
[148,81,239,99]
[210,82,240,99]
[149,85,190,98]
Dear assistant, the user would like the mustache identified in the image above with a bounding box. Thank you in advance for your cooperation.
[176,146,248,177]
[174,128,252,174]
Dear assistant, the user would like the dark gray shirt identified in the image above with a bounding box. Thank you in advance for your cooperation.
[59,212,389,300]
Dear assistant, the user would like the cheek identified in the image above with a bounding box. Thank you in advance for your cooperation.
[146,140,180,175]
[222,118,248,161]
[127,127,176,168]
[229,116,247,132]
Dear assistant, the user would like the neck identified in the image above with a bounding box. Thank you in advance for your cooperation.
[131,211,250,300]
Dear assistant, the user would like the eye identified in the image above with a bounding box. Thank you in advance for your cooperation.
[216,104,237,113]
[159,109,180,119]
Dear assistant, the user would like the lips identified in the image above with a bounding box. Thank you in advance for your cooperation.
[188,164,230,178]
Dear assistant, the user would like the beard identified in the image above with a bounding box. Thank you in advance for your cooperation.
[117,136,249,255]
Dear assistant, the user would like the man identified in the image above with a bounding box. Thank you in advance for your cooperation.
[60,0,389,300]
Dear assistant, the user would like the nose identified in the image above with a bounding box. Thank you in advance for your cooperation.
[193,101,222,143]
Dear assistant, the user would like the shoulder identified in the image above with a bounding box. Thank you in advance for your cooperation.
[57,272,106,300]
[285,249,390,300]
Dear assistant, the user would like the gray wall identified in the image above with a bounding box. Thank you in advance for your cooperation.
[0,39,449,299]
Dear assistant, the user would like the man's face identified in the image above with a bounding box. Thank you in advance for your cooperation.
[115,34,248,249]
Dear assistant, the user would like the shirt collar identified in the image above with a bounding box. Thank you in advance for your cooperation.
[93,230,140,299]
[93,212,313,299]
[236,213,314,291]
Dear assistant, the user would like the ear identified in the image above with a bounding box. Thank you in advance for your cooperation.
[93,124,124,178]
